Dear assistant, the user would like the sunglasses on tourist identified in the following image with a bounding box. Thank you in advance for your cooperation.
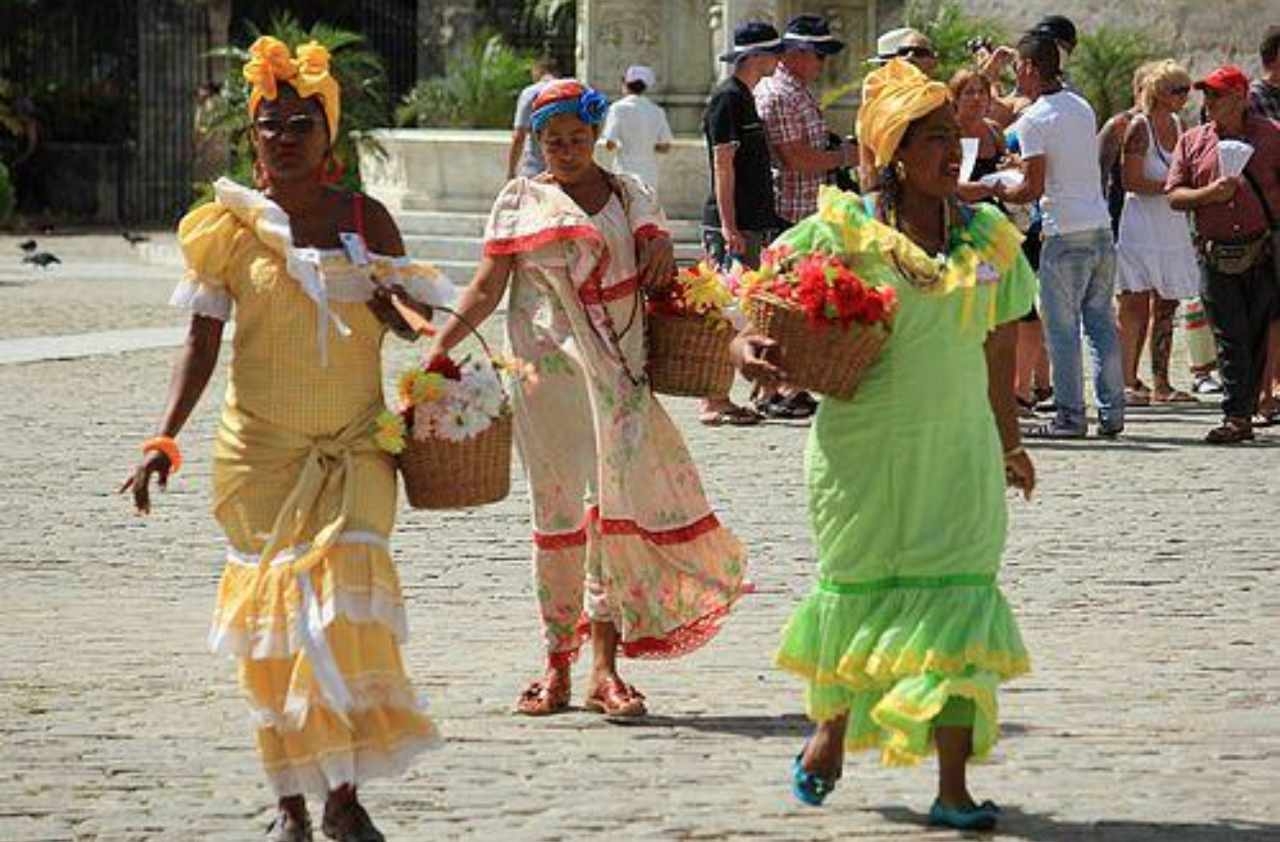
[897,46,937,60]
[1167,85,1191,96]
[254,114,320,138]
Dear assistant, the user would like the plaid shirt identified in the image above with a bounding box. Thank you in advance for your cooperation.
[755,65,830,223]
[1250,79,1280,121]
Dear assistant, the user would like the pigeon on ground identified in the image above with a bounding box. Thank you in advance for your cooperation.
[122,231,150,246]
[19,239,37,253]
[22,252,61,268]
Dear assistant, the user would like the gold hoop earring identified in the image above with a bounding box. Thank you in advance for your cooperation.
[894,160,908,182]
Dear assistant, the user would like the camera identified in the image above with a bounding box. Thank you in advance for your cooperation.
[966,37,994,54]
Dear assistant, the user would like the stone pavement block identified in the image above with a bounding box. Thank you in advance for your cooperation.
[1,312,1278,840]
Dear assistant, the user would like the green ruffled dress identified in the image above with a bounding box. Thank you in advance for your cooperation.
[774,189,1037,766]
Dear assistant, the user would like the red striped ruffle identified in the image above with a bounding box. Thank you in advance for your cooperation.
[532,507,724,550]
[578,274,639,305]
[620,602,734,660]
[483,224,602,257]
[633,224,669,243]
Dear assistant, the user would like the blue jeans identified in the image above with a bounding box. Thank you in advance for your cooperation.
[1039,228,1126,431]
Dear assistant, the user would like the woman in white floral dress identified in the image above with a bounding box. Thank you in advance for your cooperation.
[428,80,749,718]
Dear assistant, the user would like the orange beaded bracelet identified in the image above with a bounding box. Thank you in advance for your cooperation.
[142,436,183,474]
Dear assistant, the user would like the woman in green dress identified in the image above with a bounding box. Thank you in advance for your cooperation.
[732,59,1037,831]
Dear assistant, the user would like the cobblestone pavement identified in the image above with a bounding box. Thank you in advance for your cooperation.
[1,242,1278,841]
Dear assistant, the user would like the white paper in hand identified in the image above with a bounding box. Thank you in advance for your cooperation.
[979,169,1025,191]
[960,137,980,183]
[1218,140,1254,178]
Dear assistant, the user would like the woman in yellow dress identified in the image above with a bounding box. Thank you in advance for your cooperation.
[121,38,448,842]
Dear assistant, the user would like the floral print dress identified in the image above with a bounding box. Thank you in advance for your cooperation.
[483,174,749,664]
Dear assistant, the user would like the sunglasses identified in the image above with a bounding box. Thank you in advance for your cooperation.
[897,46,937,60]
[254,114,320,138]
[1166,85,1191,96]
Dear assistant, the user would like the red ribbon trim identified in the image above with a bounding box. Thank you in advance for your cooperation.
[483,224,602,257]
[633,224,669,243]
[578,274,639,305]
[532,507,724,550]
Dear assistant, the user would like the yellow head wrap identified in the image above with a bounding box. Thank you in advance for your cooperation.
[856,58,950,169]
[244,36,341,143]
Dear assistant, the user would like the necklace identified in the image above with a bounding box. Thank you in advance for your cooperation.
[883,198,953,290]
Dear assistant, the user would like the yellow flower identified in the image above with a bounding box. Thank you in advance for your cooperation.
[372,410,406,454]
[397,370,447,407]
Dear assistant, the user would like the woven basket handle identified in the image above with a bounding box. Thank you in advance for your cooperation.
[426,303,511,403]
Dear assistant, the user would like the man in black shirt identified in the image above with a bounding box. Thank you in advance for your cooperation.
[702,21,785,271]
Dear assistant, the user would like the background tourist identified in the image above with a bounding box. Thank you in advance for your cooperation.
[507,55,561,179]
[600,64,674,193]
[1115,60,1200,405]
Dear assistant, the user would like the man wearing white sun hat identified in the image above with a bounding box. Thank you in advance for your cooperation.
[601,64,674,192]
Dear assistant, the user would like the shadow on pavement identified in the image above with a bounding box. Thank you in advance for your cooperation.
[871,804,1280,840]
[610,715,1034,741]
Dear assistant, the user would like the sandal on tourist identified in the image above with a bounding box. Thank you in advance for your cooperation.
[1124,385,1151,406]
[927,799,999,831]
[1192,373,1223,395]
[515,676,571,716]
[321,800,385,842]
[699,404,763,427]
[790,744,839,807]
[266,810,314,842]
[1151,388,1198,404]
[584,677,647,718]
[754,393,813,420]
[1204,418,1254,444]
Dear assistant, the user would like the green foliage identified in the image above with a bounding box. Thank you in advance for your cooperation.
[905,0,1009,82]
[396,33,533,129]
[523,0,576,34]
[196,11,390,196]
[1069,27,1161,123]
[0,161,14,224]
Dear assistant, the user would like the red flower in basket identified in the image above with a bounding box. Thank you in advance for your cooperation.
[426,354,463,380]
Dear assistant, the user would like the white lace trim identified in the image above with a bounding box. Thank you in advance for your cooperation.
[169,275,232,321]
[248,672,429,731]
[263,731,442,798]
[211,178,457,361]
[209,586,409,660]
[223,530,389,568]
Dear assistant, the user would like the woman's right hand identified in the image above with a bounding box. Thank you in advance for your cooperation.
[730,332,787,389]
[119,450,173,515]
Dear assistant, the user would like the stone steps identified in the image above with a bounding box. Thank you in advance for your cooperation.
[400,212,706,278]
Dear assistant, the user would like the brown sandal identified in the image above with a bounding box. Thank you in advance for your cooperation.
[1204,418,1254,444]
[584,677,647,718]
[515,677,570,716]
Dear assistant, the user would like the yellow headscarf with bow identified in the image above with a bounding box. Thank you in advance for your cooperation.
[243,36,341,143]
[856,58,950,169]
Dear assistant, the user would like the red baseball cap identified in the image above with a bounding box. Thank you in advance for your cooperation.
[1194,65,1249,97]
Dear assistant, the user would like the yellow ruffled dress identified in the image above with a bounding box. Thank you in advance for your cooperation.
[174,178,450,796]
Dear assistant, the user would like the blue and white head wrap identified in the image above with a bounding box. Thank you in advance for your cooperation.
[531,80,610,132]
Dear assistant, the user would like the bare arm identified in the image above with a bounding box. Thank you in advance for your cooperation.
[985,321,1035,498]
[1097,114,1126,192]
[1169,178,1240,211]
[121,315,223,512]
[361,197,435,338]
[507,129,528,180]
[773,139,849,175]
[997,154,1045,205]
[858,142,878,192]
[1121,118,1166,195]
[426,254,515,360]
[713,143,744,254]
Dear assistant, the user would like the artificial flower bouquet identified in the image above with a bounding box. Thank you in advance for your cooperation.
[739,245,898,401]
[645,261,738,398]
[377,351,530,509]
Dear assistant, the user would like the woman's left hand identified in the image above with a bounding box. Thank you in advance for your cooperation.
[1004,449,1036,500]
[636,235,676,293]
[369,283,432,340]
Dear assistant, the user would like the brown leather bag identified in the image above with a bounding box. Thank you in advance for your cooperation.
[1202,234,1271,275]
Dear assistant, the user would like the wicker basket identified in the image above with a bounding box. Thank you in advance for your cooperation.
[647,312,735,398]
[745,294,888,401]
[399,411,513,510]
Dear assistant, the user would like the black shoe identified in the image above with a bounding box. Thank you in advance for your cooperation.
[1096,423,1124,439]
